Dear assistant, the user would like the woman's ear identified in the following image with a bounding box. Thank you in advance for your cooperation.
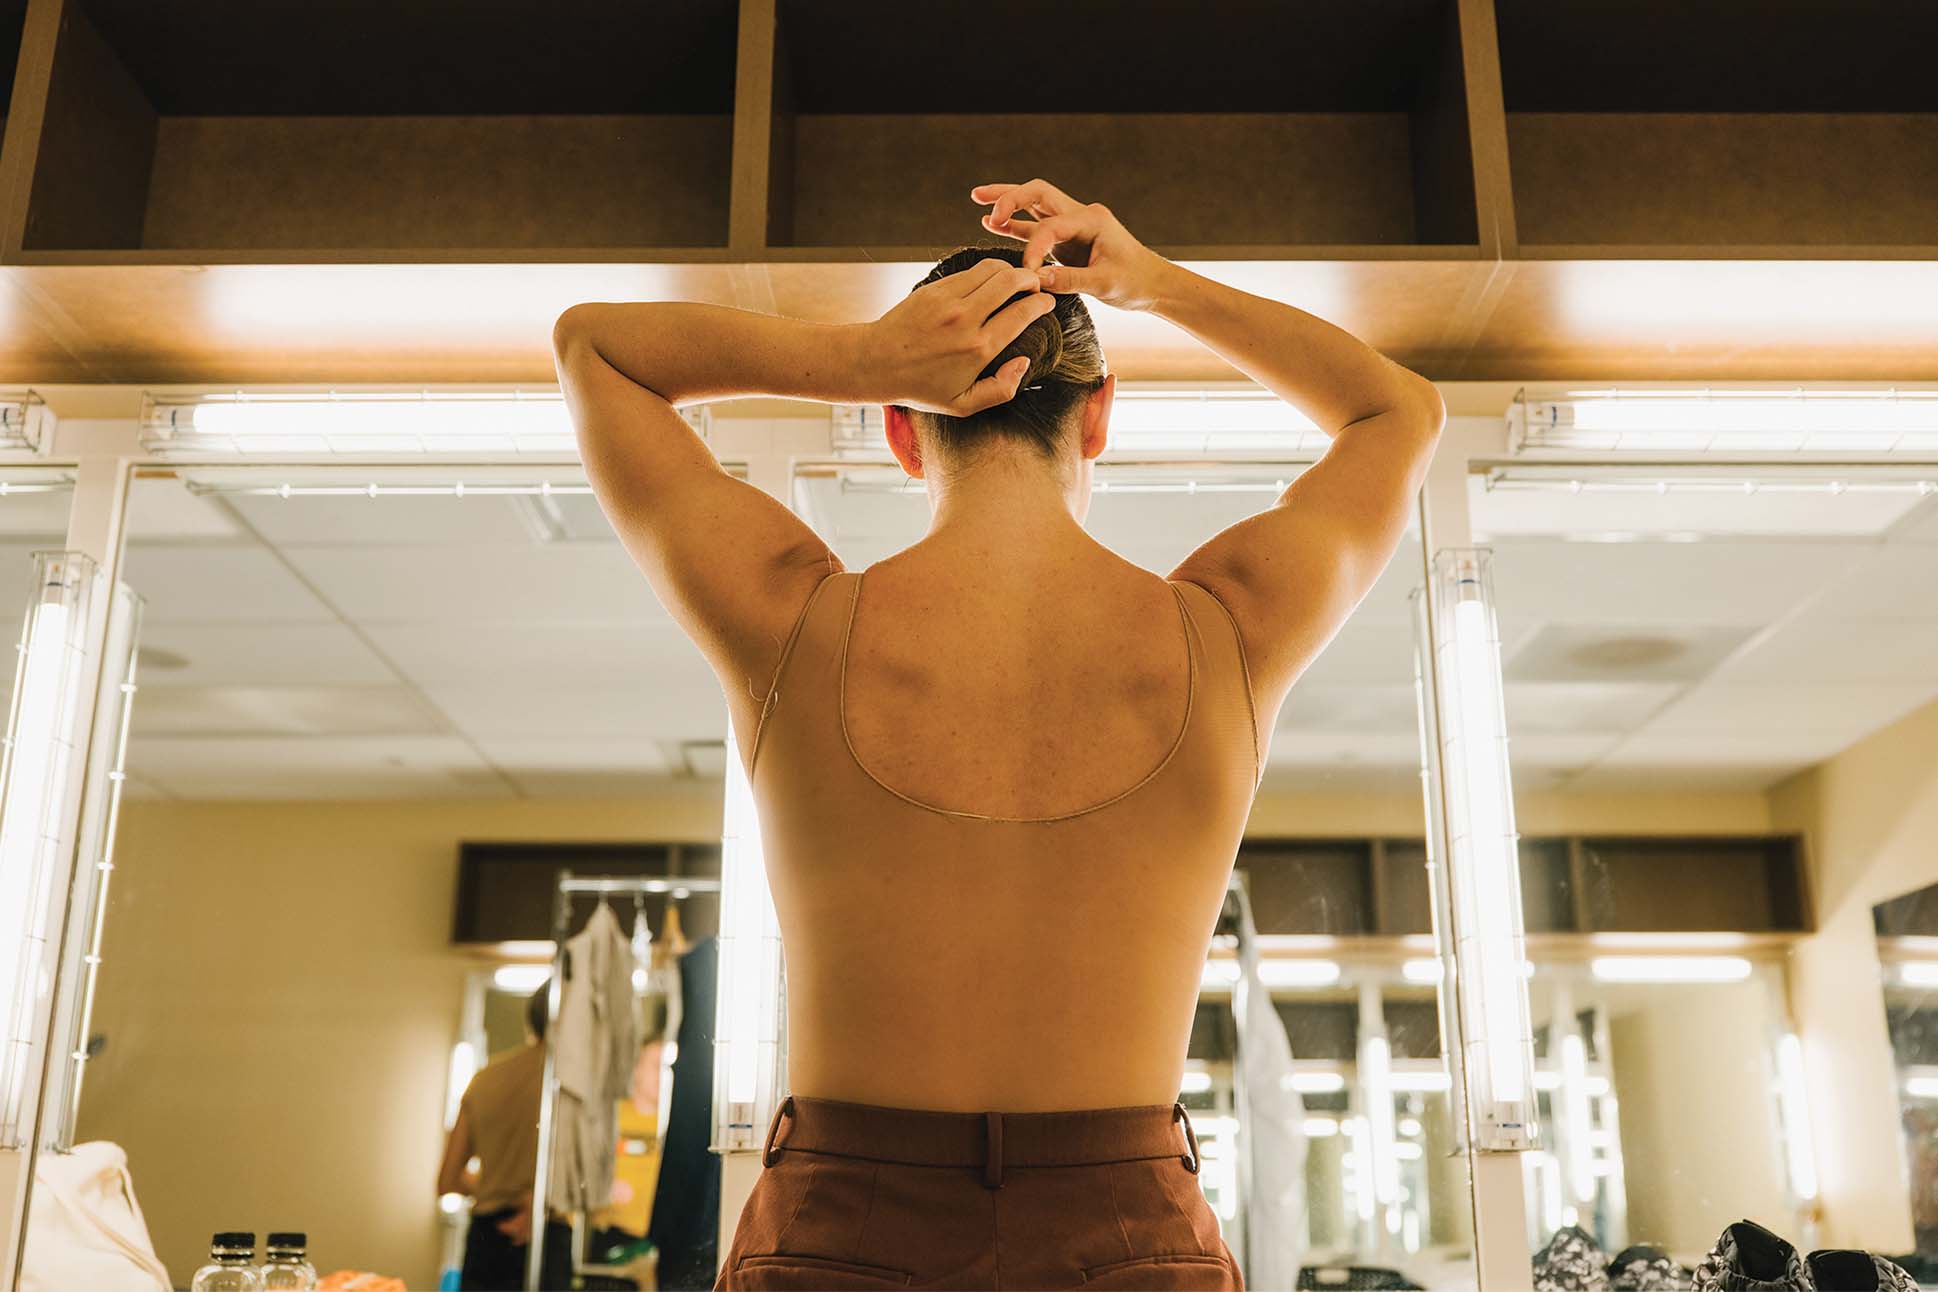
[1079,374,1116,461]
[883,404,926,478]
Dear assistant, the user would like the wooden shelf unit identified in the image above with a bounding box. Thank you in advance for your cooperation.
[758,0,1484,256]
[8,0,741,257]
[1495,0,1938,250]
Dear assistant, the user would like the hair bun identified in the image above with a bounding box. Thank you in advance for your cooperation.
[981,297,1064,385]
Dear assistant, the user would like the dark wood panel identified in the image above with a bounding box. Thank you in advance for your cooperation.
[787,114,1429,248]
[83,0,739,115]
[136,115,731,251]
[21,0,154,252]
[1511,113,1938,247]
[776,0,1453,114]
[1496,0,1938,113]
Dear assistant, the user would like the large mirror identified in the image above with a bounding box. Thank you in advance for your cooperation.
[1476,463,1938,1284]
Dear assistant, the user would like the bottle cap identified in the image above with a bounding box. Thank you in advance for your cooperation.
[266,1232,307,1250]
[213,1232,255,1248]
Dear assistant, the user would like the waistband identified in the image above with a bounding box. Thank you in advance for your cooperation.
[762,1095,1202,1190]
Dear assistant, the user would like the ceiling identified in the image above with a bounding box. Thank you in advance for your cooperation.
[2,439,1937,801]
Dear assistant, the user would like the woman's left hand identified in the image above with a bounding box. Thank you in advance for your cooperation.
[859,257,1056,414]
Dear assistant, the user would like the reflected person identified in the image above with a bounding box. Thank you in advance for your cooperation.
[437,986,573,1291]
[554,178,1444,1289]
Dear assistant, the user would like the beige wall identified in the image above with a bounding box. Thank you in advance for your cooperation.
[73,783,1774,1288]
[1769,691,1938,1251]
[77,789,723,1292]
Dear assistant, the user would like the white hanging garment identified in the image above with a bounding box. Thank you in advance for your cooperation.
[1232,896,1308,1291]
[548,901,641,1214]
[21,1141,171,1292]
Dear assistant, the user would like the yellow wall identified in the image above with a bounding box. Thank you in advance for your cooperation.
[78,790,722,1292]
[1768,692,1938,1251]
[75,783,1776,1288]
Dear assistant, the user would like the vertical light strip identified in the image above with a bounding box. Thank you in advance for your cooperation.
[1775,1032,1820,1202]
[712,716,786,1151]
[1428,549,1537,1151]
[0,553,98,1146]
[1410,588,1469,1156]
[1360,1031,1399,1206]
[1559,1033,1596,1203]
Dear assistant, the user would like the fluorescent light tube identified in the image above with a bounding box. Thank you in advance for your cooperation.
[1906,1076,1938,1099]
[1427,549,1538,1151]
[1589,956,1753,983]
[1179,1071,1214,1095]
[1105,389,1327,455]
[1302,1118,1341,1138]
[0,554,97,1147]
[1289,1071,1348,1094]
[445,1041,477,1129]
[491,965,551,993]
[1775,1033,1819,1202]
[141,389,711,457]
[712,715,786,1152]
[1401,959,1444,984]
[1898,962,1938,988]
[1360,1032,1399,1204]
[1509,387,1938,454]
[1259,959,1342,988]
[1560,1032,1595,1204]
[1387,1070,1454,1093]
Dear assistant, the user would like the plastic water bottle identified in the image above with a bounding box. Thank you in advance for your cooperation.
[190,1233,262,1292]
[261,1233,317,1291]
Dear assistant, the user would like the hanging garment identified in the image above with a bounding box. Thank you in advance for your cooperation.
[1228,886,1307,1292]
[548,901,640,1216]
[1608,1245,1694,1291]
[1692,1221,1813,1292]
[1535,1226,1611,1292]
[1803,1251,1918,1292]
[648,935,721,1291]
[20,1142,171,1292]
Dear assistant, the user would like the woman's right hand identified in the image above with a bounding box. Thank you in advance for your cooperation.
[972,179,1172,312]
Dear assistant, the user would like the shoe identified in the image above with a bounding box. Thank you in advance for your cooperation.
[1804,1251,1918,1292]
[1692,1221,1814,1291]
[1609,1245,1693,1290]
[1536,1226,1611,1292]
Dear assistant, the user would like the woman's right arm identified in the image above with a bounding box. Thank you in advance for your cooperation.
[975,179,1445,731]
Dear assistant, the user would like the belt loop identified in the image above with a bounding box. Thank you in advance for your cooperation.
[983,1112,1004,1190]
[1174,1103,1201,1175]
[762,1096,796,1167]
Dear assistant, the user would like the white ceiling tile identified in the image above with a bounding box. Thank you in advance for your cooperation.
[1505,623,1755,684]
[1718,617,1938,683]
[366,619,707,689]
[122,478,242,540]
[132,685,450,737]
[1506,730,1626,769]
[121,545,336,624]
[281,543,664,624]
[1265,728,1422,769]
[475,736,679,798]
[1892,496,1938,543]
[419,682,725,741]
[1259,761,1422,794]
[124,736,513,799]
[224,492,558,546]
[1504,682,1684,733]
[1490,539,1858,628]
[1645,680,1938,739]
[1278,683,1419,733]
[137,622,395,686]
[0,490,75,537]
[1801,545,1938,622]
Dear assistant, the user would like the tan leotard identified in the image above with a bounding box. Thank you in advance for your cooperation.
[743,568,1263,1113]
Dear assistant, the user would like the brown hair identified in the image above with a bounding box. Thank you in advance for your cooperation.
[901,246,1108,464]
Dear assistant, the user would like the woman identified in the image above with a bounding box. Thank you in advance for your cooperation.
[553,179,1444,1291]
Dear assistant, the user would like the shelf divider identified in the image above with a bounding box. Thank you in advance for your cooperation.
[729,0,790,257]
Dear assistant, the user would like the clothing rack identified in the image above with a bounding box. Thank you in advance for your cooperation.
[527,869,724,1292]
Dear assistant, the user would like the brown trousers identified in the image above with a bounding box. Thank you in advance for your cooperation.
[715,1095,1243,1291]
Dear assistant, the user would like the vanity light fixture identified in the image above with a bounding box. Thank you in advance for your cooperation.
[1589,956,1753,983]
[1507,387,1938,455]
[712,717,786,1154]
[1359,1031,1400,1204]
[1897,962,1938,989]
[0,392,55,455]
[1775,1033,1820,1203]
[1423,549,1538,1152]
[490,964,551,993]
[0,554,99,1147]
[139,389,710,456]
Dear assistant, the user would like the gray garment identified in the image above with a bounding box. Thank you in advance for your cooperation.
[547,902,641,1214]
